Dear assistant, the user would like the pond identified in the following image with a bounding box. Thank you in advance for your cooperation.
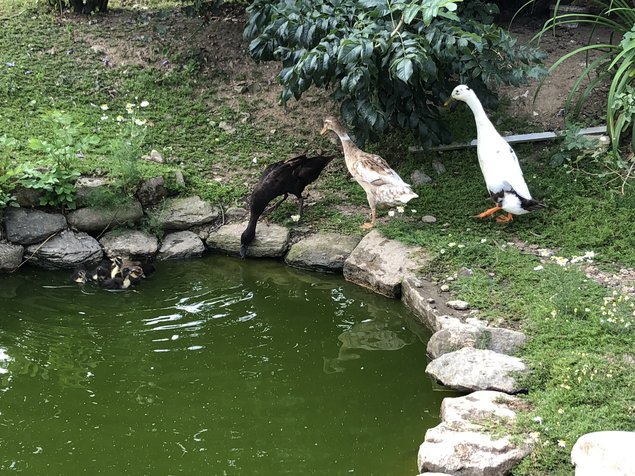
[0,255,457,475]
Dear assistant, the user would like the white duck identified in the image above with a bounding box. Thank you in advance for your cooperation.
[446,84,545,222]
[321,116,418,229]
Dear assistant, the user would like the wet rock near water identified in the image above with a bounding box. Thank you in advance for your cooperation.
[344,230,430,298]
[426,347,528,394]
[4,208,66,245]
[418,391,533,476]
[25,230,102,269]
[151,196,219,230]
[571,431,635,476]
[67,200,144,233]
[0,241,24,272]
[99,229,159,259]
[157,231,205,260]
[427,324,527,359]
[285,232,361,272]
[206,222,289,258]
[402,277,467,331]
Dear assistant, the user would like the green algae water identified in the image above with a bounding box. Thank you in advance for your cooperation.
[0,255,456,475]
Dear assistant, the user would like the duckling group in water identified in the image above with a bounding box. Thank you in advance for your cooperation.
[71,256,154,290]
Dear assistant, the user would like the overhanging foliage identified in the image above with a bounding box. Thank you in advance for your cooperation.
[244,0,546,146]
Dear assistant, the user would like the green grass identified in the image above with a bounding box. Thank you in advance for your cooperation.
[1,3,634,475]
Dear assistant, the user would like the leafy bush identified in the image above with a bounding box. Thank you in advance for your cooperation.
[534,0,635,154]
[22,111,99,209]
[244,0,546,145]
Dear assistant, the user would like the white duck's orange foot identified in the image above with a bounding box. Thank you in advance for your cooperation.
[361,222,375,229]
[474,205,502,219]
[495,213,514,223]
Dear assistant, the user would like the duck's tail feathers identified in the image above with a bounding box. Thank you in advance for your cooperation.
[522,198,547,212]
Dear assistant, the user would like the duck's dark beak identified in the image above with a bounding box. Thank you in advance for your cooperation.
[239,244,247,259]
[320,125,328,135]
[443,97,454,107]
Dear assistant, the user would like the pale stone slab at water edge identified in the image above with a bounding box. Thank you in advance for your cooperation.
[99,230,159,259]
[343,230,430,298]
[402,277,467,331]
[285,232,361,272]
[67,200,144,233]
[418,391,533,476]
[206,222,289,258]
[150,195,219,230]
[157,231,205,260]
[4,207,66,245]
[426,347,528,394]
[427,324,527,359]
[25,230,102,269]
[571,431,635,476]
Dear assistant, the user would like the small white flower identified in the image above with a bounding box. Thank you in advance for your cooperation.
[100,115,108,121]
[396,206,404,214]
[388,210,395,217]
[100,104,109,111]
[134,119,147,126]
[557,408,564,414]
[448,242,456,248]
[126,102,135,113]
[439,249,446,254]
[480,238,487,243]
[290,214,300,222]
[557,440,567,448]
[116,115,124,122]
[533,265,544,271]
[252,158,258,164]
[410,209,417,214]
[532,416,543,424]
[140,100,149,108]
[458,244,465,248]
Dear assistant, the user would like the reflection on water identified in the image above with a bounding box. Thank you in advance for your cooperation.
[0,255,458,475]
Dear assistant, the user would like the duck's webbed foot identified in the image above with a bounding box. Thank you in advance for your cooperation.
[474,204,502,219]
[495,213,513,223]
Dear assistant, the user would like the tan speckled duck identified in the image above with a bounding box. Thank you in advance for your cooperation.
[321,116,418,229]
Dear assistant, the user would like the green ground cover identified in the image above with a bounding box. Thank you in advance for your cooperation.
[0,2,633,474]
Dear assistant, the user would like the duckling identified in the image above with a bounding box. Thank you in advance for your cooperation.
[70,267,90,284]
[99,267,143,290]
[90,259,112,283]
[445,84,546,222]
[320,116,418,228]
[240,153,334,258]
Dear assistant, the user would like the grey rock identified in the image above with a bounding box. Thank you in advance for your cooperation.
[425,348,528,393]
[431,160,447,175]
[99,230,159,259]
[25,230,102,269]
[152,196,219,230]
[447,299,469,310]
[157,231,205,261]
[343,230,430,298]
[74,176,111,207]
[571,431,635,476]
[440,284,450,292]
[4,208,66,245]
[0,241,24,272]
[285,233,361,272]
[136,176,167,207]
[67,201,144,233]
[225,207,248,221]
[427,324,527,359]
[421,215,437,224]
[174,170,185,187]
[402,277,468,331]
[13,186,42,207]
[411,170,433,186]
[418,391,533,476]
[206,222,289,258]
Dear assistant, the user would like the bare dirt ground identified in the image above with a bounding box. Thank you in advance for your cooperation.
[79,5,613,139]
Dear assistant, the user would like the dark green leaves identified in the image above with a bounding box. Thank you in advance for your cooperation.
[245,0,545,145]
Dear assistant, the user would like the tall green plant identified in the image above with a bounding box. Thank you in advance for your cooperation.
[533,1,635,154]
[245,0,545,146]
